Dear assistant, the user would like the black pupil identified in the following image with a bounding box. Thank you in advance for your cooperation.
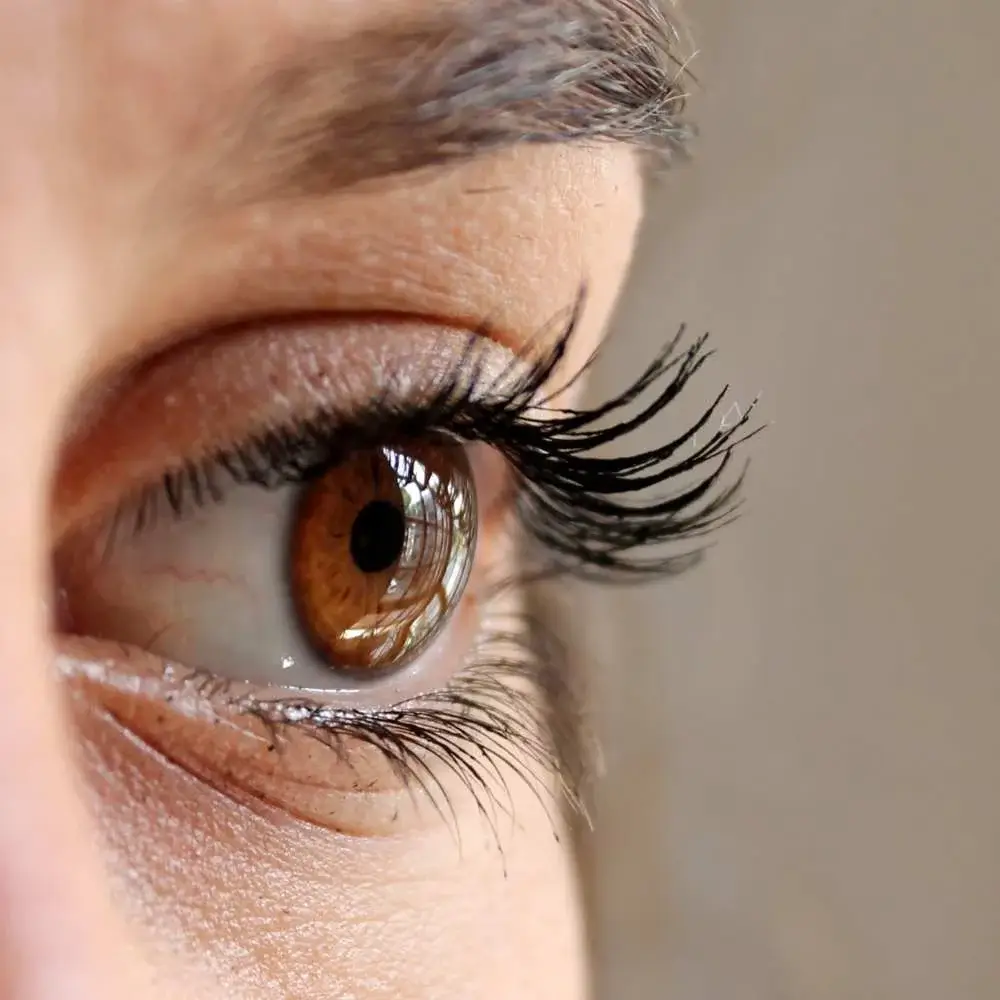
[349,500,405,574]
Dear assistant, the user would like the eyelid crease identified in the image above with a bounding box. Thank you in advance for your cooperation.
[63,304,529,441]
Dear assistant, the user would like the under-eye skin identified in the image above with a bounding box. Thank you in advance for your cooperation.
[53,299,758,834]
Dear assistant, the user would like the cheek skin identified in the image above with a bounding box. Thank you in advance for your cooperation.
[71,687,588,1000]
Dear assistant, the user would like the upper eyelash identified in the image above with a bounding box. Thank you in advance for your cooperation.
[122,298,759,581]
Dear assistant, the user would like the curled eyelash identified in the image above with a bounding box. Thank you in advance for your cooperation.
[97,300,760,834]
[137,298,759,582]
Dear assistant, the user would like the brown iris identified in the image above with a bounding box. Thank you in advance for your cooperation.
[289,439,476,674]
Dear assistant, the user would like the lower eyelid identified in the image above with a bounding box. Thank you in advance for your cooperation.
[57,634,451,835]
[55,615,552,838]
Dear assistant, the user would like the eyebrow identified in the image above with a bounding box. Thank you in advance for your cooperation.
[219,0,693,201]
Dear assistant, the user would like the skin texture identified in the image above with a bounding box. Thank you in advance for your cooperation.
[0,2,644,998]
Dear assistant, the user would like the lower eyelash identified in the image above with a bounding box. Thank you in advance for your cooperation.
[222,609,583,848]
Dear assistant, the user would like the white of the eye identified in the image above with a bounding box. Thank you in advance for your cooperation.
[82,475,471,703]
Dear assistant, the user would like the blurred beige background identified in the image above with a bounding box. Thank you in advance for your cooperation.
[582,1,1000,998]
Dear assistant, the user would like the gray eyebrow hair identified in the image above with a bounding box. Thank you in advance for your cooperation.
[223,0,693,200]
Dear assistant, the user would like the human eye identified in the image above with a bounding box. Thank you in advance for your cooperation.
[51,303,755,834]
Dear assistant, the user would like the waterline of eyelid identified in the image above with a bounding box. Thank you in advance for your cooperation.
[56,651,266,738]
[55,647,449,717]
[53,623,570,841]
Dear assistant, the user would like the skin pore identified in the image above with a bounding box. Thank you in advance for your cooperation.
[0,1,682,997]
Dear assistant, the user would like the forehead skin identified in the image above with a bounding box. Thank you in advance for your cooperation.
[0,1,647,999]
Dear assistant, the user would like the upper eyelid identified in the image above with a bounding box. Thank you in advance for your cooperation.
[53,292,757,583]
[51,318,528,542]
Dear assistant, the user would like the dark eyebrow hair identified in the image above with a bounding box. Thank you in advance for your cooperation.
[222,0,693,200]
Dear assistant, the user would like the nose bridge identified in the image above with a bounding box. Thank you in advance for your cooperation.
[0,235,136,1000]
[0,20,137,1000]
[0,303,123,1000]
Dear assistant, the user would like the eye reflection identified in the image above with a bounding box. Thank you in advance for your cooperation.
[291,442,477,674]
